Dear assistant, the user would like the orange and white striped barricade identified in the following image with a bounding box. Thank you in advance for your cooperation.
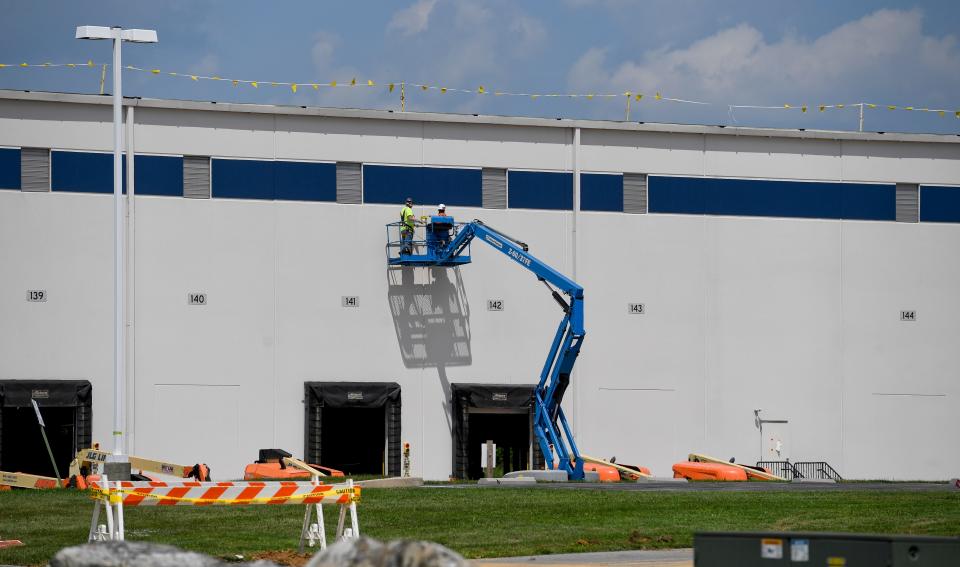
[87,476,361,549]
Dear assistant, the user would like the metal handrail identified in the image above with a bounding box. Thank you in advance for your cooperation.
[756,460,843,481]
[756,460,802,479]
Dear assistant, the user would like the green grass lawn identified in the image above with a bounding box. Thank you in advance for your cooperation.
[1,487,957,565]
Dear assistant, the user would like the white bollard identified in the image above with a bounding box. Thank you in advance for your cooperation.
[347,478,360,538]
[115,480,125,541]
[307,523,321,547]
[102,474,115,541]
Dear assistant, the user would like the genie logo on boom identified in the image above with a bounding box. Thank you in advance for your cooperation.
[484,235,503,249]
[508,248,532,268]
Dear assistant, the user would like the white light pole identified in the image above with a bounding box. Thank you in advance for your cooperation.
[76,26,158,460]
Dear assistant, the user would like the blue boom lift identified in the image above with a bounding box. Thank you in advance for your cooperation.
[387,216,586,480]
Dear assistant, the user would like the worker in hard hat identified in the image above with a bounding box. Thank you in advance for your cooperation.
[400,197,418,255]
[434,203,451,250]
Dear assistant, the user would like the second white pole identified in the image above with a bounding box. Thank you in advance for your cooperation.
[112,29,126,457]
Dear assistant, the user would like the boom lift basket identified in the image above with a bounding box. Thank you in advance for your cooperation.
[386,217,472,267]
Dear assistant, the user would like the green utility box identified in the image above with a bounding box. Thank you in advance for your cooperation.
[694,531,960,566]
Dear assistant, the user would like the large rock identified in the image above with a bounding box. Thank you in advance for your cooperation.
[50,538,463,567]
[50,541,227,567]
[306,537,466,567]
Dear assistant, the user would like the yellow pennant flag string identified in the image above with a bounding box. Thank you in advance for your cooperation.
[4,60,959,121]
[0,61,100,69]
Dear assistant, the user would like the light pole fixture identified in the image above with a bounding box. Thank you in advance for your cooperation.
[76,25,158,460]
[754,409,764,461]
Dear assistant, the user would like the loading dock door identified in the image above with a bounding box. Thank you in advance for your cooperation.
[0,380,92,477]
[451,384,543,479]
[304,382,401,476]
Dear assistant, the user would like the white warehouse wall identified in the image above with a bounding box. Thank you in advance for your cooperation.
[0,92,958,480]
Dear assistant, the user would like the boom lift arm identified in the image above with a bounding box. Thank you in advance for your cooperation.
[394,219,586,479]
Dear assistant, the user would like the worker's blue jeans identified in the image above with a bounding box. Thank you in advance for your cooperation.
[401,228,413,255]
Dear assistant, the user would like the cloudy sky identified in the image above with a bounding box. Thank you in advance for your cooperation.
[1,1,958,133]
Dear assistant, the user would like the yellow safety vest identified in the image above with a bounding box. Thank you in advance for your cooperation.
[401,205,415,230]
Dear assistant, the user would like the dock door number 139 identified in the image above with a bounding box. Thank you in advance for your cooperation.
[26,290,47,302]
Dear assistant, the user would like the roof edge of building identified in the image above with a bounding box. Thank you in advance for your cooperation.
[1,88,958,144]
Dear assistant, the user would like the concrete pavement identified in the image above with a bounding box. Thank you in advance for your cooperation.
[473,549,693,567]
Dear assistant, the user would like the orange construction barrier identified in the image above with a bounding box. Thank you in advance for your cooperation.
[87,476,360,552]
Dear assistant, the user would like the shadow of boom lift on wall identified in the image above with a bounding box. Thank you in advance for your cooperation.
[386,266,472,369]
[387,265,472,437]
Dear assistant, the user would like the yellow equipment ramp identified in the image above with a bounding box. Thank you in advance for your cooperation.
[70,448,203,479]
[580,454,653,480]
[0,470,61,489]
[687,453,787,481]
[282,456,328,477]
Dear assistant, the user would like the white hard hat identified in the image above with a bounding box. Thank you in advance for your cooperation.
[438,203,446,210]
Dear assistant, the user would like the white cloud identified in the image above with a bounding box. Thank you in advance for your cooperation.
[455,2,491,29]
[567,9,960,106]
[510,15,547,52]
[311,32,337,71]
[188,54,219,77]
[388,0,440,37]
[303,30,396,111]
[391,1,548,90]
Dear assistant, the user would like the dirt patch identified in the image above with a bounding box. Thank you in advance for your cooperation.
[770,518,802,531]
[248,550,314,566]
[628,531,674,547]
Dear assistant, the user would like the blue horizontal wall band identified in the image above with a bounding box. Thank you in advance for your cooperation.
[212,158,336,201]
[363,165,481,207]
[509,170,573,210]
[52,152,185,196]
[920,186,960,223]
[0,148,19,190]
[580,173,623,212]
[135,155,183,197]
[213,159,273,199]
[52,151,124,193]
[275,160,336,202]
[37,153,942,224]
[648,176,895,221]
[839,183,896,221]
